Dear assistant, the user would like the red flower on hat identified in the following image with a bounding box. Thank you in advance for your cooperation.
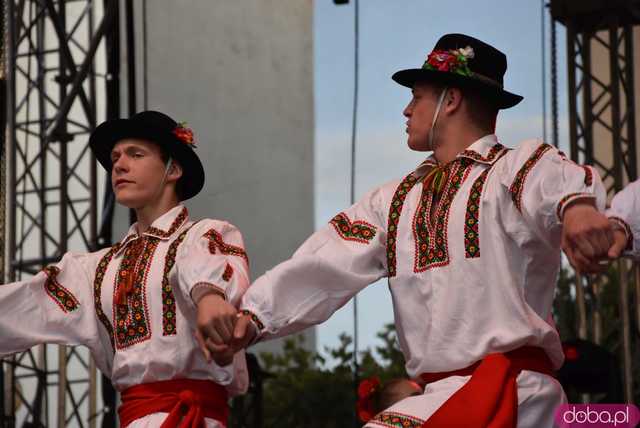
[423,46,474,76]
[173,122,197,148]
[356,376,380,422]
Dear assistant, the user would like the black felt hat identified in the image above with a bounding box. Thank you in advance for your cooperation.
[392,33,523,109]
[89,110,204,200]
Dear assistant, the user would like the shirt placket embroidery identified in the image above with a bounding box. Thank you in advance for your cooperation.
[414,159,472,272]
[114,236,156,349]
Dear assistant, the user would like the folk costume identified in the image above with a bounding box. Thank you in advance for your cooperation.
[0,112,250,427]
[239,35,606,427]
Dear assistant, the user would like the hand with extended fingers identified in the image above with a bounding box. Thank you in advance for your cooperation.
[195,293,257,366]
[561,200,624,274]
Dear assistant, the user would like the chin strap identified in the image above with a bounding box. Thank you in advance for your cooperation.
[151,158,173,201]
[426,86,449,151]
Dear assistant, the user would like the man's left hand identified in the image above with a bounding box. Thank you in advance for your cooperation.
[562,201,613,274]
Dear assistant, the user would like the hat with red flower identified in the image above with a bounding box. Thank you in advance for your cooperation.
[392,33,523,109]
[89,110,205,200]
[356,376,381,423]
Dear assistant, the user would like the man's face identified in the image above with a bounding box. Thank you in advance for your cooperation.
[403,82,442,151]
[110,138,169,208]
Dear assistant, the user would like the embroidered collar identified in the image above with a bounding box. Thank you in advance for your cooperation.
[114,206,189,255]
[457,135,507,165]
[414,157,439,179]
[413,135,506,179]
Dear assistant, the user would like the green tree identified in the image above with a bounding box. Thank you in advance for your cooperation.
[553,264,639,403]
[249,324,406,428]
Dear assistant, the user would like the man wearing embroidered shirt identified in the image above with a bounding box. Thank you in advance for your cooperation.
[0,111,249,427]
[206,34,613,427]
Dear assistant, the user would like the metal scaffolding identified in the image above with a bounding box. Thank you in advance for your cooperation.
[2,0,117,426]
[550,0,640,403]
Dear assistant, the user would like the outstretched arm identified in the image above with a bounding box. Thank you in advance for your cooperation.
[0,252,99,356]
[203,184,392,365]
[237,185,389,344]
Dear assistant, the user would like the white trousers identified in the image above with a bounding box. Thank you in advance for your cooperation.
[366,370,567,428]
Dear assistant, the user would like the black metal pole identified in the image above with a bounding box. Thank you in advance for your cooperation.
[99,2,120,426]
[125,0,136,117]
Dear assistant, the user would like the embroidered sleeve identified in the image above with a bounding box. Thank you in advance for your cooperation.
[0,252,99,357]
[42,266,80,313]
[607,179,640,258]
[176,221,251,308]
[503,139,606,244]
[329,213,377,244]
[241,185,389,341]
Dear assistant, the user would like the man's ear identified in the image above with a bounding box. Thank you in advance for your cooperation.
[444,87,463,114]
[167,160,183,183]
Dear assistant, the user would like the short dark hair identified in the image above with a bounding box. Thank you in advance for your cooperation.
[461,86,498,132]
[420,81,498,132]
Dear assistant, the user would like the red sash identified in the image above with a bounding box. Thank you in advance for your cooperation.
[420,346,555,428]
[118,378,229,428]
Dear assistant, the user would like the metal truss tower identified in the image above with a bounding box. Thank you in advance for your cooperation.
[2,0,118,426]
[550,0,640,403]
[551,0,640,192]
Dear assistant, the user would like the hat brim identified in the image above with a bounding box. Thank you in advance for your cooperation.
[89,119,205,200]
[392,68,523,109]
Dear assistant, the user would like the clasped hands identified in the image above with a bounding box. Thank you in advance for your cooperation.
[195,294,257,366]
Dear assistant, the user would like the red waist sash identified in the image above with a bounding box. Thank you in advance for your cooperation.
[419,346,555,428]
[118,378,229,428]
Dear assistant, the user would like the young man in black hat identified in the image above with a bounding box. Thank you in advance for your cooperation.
[0,111,249,427]
[204,34,614,426]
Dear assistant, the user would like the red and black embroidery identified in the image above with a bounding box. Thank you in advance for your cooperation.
[241,309,265,331]
[330,212,377,244]
[94,243,122,350]
[113,237,158,349]
[370,411,424,427]
[556,192,595,221]
[161,224,197,335]
[222,263,234,282]
[414,159,472,272]
[387,174,420,277]
[464,171,486,258]
[42,266,80,313]
[464,150,508,258]
[203,229,249,265]
[460,142,505,163]
[146,206,188,238]
[582,165,593,186]
[509,143,552,212]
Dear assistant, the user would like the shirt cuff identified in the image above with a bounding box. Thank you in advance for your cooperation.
[190,282,226,305]
[239,309,265,345]
[556,193,597,222]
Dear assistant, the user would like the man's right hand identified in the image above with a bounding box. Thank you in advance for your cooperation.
[201,313,257,366]
[195,293,258,366]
